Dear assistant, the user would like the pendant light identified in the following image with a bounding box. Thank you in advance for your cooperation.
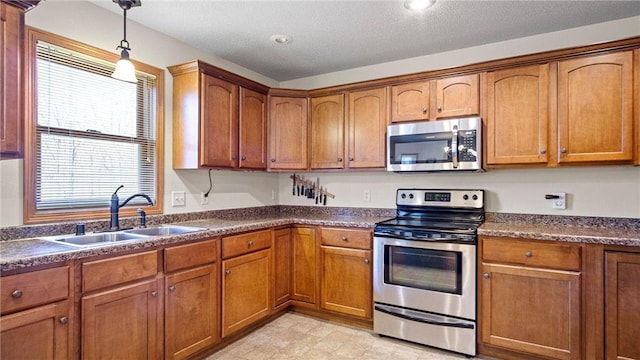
[112,0,141,83]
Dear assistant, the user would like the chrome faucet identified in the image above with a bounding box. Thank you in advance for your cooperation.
[110,185,154,231]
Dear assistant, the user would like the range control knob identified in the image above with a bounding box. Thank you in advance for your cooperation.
[409,194,414,199]
[472,194,478,201]
[463,194,469,200]
[400,193,406,199]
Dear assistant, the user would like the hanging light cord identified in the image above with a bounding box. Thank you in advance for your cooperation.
[117,8,131,51]
[203,169,213,198]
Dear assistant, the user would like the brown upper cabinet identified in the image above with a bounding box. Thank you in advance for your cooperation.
[1,2,25,158]
[268,91,309,170]
[485,50,635,167]
[556,51,634,164]
[168,60,269,170]
[390,74,479,123]
[347,87,389,169]
[485,64,549,165]
[310,94,345,170]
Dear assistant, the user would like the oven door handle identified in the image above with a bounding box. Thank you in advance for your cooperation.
[375,304,474,329]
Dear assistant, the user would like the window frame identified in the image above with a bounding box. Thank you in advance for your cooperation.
[23,27,164,224]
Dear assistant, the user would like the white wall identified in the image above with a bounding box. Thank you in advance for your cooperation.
[1,4,639,228]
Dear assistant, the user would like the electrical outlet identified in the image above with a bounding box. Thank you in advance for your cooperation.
[200,192,209,205]
[551,192,566,210]
[171,191,186,207]
[363,189,371,202]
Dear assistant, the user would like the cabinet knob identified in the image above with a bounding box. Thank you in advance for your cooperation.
[337,157,342,162]
[421,107,428,114]
[525,251,532,258]
[271,158,276,162]
[168,285,176,292]
[248,240,254,247]
[225,269,232,275]
[483,273,490,279]
[560,148,567,154]
[11,290,22,298]
[540,149,546,155]
[364,259,370,264]
[232,155,237,160]
[341,236,348,241]
[59,316,68,325]
[349,157,354,161]
[437,105,442,113]
[241,155,247,161]
[151,291,158,297]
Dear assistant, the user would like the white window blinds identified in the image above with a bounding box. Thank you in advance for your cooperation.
[35,40,157,210]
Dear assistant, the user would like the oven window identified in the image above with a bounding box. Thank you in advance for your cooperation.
[384,245,462,295]
[389,133,452,164]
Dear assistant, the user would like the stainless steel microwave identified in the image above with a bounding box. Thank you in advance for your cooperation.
[387,117,482,172]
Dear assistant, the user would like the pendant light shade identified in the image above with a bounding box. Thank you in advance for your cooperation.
[111,0,141,83]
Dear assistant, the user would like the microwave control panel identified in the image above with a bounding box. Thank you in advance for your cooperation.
[458,130,478,161]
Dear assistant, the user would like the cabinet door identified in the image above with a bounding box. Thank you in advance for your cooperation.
[239,88,267,169]
[0,3,23,158]
[310,94,345,170]
[221,249,271,337]
[320,246,372,319]
[486,65,549,165]
[480,263,581,360]
[348,87,388,168]
[82,279,161,360]
[273,228,292,307]
[165,264,219,360]
[268,96,308,170]
[0,300,70,360]
[433,74,479,119]
[292,227,316,304]
[605,251,640,360]
[391,81,430,122]
[557,51,633,163]
[201,74,239,168]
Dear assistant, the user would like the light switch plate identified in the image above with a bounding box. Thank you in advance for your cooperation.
[172,191,186,207]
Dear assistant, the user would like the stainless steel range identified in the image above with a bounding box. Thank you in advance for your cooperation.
[373,189,484,357]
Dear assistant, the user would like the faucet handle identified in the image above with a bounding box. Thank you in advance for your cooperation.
[137,208,147,228]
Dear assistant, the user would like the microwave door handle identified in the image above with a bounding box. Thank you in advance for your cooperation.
[451,125,459,168]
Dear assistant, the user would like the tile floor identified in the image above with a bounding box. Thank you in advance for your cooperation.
[207,312,480,360]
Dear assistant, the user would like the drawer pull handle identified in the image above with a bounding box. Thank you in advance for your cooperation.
[364,259,370,264]
[248,240,254,247]
[483,273,490,279]
[12,290,23,299]
[169,285,176,292]
[225,269,232,275]
[59,316,68,325]
[151,291,158,297]
[525,251,532,258]
[341,236,348,241]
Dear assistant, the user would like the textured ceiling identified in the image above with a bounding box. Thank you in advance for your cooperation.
[90,0,640,81]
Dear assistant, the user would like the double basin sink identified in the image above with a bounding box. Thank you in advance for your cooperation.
[39,225,205,248]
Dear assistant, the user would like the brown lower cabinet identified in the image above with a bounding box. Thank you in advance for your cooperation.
[480,236,582,360]
[291,227,317,304]
[221,248,271,337]
[605,251,640,360]
[273,228,293,308]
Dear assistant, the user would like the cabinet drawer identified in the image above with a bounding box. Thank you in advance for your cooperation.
[165,238,218,273]
[321,228,372,250]
[482,236,581,271]
[222,230,271,259]
[1,266,69,315]
[82,250,158,292]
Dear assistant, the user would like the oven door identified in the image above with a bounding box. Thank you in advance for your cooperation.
[373,236,476,320]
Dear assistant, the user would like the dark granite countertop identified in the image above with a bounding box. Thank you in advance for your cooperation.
[2,206,638,273]
[0,213,390,273]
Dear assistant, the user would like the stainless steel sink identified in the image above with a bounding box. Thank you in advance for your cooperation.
[41,232,150,247]
[124,225,205,236]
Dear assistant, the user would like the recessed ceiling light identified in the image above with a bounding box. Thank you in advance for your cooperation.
[270,34,293,45]
[404,0,436,11]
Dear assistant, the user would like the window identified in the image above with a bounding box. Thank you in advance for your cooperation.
[24,28,164,223]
